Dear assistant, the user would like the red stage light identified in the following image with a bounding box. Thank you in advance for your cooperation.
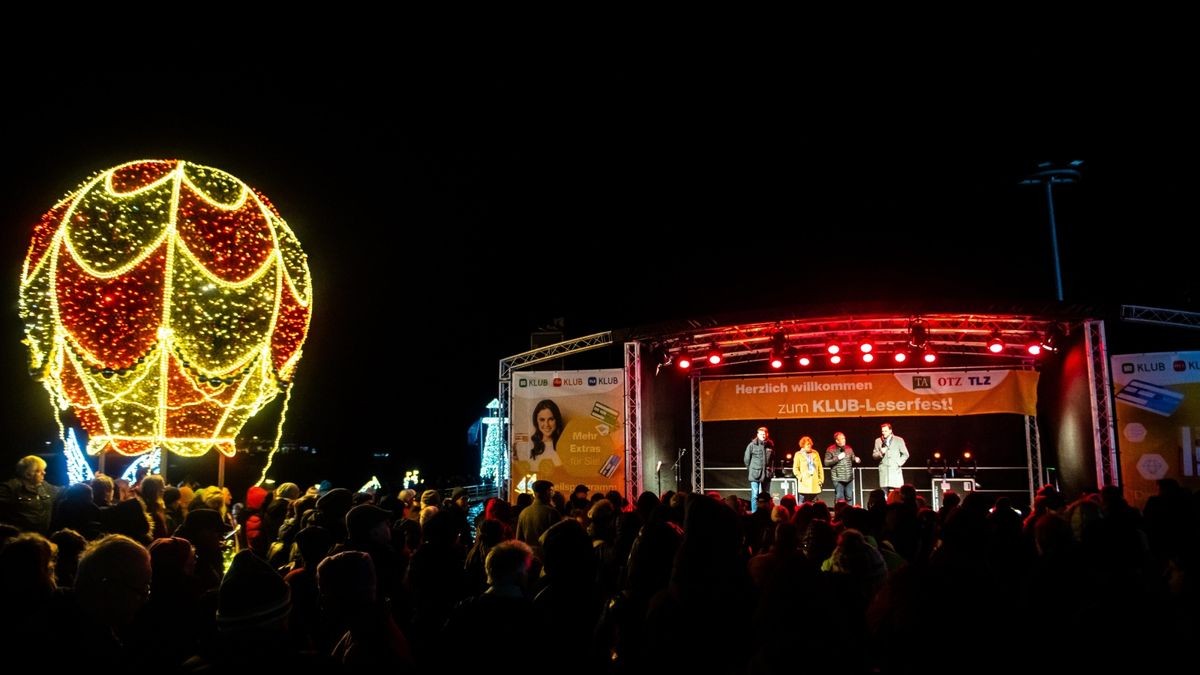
[894,352,907,363]
[933,451,942,459]
[922,348,937,364]
[987,336,1005,353]
[829,354,842,365]
[859,340,873,353]
[826,341,840,355]
[770,355,783,369]
[677,355,692,369]
[963,451,972,460]
[798,356,812,367]
[862,352,874,363]
[707,349,723,365]
[1026,341,1042,356]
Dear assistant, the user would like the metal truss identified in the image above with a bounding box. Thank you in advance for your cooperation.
[1025,415,1042,496]
[691,375,703,492]
[624,341,642,497]
[642,312,1070,369]
[498,331,613,499]
[1121,305,1200,329]
[1085,320,1118,486]
[497,379,511,498]
[499,332,614,380]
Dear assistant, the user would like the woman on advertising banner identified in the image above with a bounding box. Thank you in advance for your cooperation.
[511,373,627,499]
[516,399,565,467]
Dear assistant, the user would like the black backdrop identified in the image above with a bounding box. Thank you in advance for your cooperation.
[700,413,1031,503]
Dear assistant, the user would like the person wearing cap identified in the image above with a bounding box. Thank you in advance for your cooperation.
[219,549,290,624]
[515,479,561,552]
[318,550,413,666]
[445,487,474,547]
[344,504,405,607]
[175,508,233,591]
[417,489,441,528]
[568,484,591,512]
[184,549,311,668]
[345,504,393,547]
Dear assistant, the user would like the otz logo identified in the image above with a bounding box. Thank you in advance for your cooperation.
[518,378,527,387]
[1174,361,1187,372]
[912,376,932,389]
[1121,364,1135,374]
[588,377,597,386]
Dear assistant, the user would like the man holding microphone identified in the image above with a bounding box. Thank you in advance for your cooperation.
[823,431,859,505]
[872,422,910,491]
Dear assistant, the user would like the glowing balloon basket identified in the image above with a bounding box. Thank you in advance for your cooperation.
[19,160,312,483]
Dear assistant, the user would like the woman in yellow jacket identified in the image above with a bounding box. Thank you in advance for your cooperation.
[792,436,824,504]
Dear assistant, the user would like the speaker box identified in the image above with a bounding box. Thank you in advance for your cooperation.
[771,477,797,497]
[931,478,976,510]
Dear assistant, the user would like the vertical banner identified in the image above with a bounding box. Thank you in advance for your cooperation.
[1112,352,1200,506]
[510,369,625,500]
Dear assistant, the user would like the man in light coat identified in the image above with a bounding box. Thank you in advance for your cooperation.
[872,422,909,491]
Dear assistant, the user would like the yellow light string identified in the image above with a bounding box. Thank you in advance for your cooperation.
[19,160,311,462]
[255,384,294,487]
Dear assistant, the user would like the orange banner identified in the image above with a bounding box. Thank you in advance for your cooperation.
[700,370,1038,421]
[1112,352,1200,507]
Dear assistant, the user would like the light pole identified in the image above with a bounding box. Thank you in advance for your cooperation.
[1021,160,1082,302]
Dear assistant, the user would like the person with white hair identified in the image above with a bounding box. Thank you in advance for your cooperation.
[0,455,60,533]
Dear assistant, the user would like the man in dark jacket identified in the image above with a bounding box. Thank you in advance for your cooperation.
[823,431,861,505]
[744,427,774,512]
[0,455,59,533]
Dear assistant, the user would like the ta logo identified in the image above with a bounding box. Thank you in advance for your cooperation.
[1174,361,1187,372]
[588,376,597,386]
[518,378,527,387]
[912,376,931,389]
[1121,364,1134,374]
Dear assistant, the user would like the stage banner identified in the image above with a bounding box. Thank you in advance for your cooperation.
[510,369,625,499]
[1112,352,1200,506]
[700,370,1038,422]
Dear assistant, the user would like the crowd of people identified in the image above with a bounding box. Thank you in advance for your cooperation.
[0,452,1197,671]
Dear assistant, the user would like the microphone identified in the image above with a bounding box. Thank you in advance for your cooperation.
[656,460,663,472]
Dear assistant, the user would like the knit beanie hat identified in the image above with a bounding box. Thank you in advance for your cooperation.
[216,550,291,631]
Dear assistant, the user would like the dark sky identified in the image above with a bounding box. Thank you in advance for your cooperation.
[2,39,1197,483]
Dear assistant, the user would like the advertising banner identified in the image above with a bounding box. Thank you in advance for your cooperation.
[1112,352,1200,505]
[510,369,625,499]
[700,370,1038,422]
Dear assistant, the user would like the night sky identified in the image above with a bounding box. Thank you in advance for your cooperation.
[2,39,1196,487]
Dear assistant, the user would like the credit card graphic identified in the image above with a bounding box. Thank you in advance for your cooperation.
[599,454,622,478]
[591,401,620,427]
[1116,380,1183,417]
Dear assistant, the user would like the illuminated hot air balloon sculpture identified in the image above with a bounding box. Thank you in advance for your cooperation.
[19,160,312,480]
